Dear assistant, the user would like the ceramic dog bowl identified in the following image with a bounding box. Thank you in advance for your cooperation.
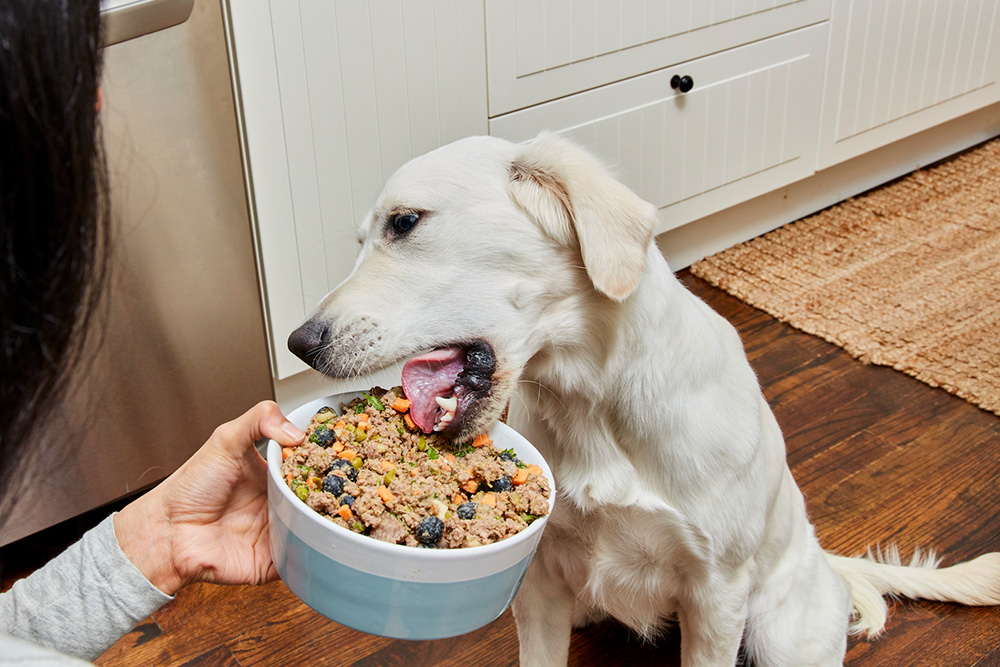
[266,392,556,639]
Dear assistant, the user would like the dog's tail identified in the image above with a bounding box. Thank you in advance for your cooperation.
[824,547,1000,637]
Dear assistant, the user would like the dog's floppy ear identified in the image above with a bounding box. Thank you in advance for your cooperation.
[509,133,658,301]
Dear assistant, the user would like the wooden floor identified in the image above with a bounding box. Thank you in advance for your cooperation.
[5,270,1000,666]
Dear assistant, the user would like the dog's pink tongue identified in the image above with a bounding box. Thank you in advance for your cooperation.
[401,347,465,433]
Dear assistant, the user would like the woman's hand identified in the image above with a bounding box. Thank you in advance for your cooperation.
[114,401,306,596]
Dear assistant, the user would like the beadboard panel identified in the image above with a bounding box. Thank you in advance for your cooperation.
[485,0,829,115]
[228,0,487,379]
[819,0,1000,168]
[490,25,827,234]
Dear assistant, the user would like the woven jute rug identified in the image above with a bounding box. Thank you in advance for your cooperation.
[690,137,1000,416]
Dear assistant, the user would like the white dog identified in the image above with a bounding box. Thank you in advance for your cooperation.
[288,134,1000,666]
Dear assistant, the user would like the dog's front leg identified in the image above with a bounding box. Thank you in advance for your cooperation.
[676,575,750,667]
[511,541,576,667]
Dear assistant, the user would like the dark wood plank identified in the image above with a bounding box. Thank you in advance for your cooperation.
[20,269,993,666]
[177,646,244,667]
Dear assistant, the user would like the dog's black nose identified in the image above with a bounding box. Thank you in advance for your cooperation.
[287,320,330,367]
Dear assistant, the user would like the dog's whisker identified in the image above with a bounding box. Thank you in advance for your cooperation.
[517,378,568,413]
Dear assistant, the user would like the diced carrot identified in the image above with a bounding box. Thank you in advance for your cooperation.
[357,413,370,422]
[378,486,395,503]
[338,449,357,460]
[380,460,396,472]
[527,464,543,476]
[512,468,530,485]
[410,468,419,477]
[472,433,491,448]
[453,493,465,505]
[403,413,417,431]
[392,398,411,412]
[333,441,344,453]
[282,447,293,461]
[481,492,497,508]
[355,422,369,433]
[444,452,457,463]
[461,480,479,494]
[333,420,346,429]
[338,505,353,521]
[441,463,451,473]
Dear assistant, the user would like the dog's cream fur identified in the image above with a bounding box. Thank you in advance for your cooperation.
[296,134,1000,666]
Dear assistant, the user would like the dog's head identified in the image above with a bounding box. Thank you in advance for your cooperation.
[288,134,657,439]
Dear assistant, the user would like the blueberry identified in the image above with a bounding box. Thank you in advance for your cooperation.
[415,516,444,545]
[457,502,477,520]
[488,475,513,493]
[499,451,521,465]
[322,474,344,495]
[309,427,336,447]
[326,458,358,482]
[340,494,355,508]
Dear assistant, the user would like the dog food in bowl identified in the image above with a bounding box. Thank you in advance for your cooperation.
[279,387,550,549]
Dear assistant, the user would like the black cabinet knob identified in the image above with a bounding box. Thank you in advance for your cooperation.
[671,74,694,93]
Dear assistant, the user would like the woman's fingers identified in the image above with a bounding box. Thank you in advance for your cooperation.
[211,400,305,457]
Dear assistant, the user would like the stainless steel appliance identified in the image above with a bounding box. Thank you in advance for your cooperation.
[0,0,274,546]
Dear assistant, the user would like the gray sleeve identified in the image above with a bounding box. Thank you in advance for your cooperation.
[0,632,92,666]
[0,513,173,662]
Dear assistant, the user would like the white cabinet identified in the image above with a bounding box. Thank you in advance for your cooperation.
[490,25,828,233]
[818,0,1000,167]
[485,0,829,115]
[225,0,999,390]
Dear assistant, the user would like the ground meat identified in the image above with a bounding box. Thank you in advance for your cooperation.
[280,387,551,549]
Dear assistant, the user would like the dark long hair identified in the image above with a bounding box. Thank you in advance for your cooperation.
[0,1,109,507]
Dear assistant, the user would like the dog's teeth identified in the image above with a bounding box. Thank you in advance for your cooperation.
[434,409,455,432]
[432,397,457,432]
[435,396,458,412]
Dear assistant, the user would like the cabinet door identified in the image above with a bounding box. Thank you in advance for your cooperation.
[819,0,1000,168]
[485,0,830,116]
[228,1,487,379]
[490,25,828,234]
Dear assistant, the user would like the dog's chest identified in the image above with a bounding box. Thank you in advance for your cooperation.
[546,496,695,633]
[526,391,685,510]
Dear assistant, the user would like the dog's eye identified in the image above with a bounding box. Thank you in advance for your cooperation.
[392,213,419,235]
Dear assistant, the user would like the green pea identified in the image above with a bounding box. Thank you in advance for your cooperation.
[295,485,309,501]
[384,469,396,485]
[351,457,363,469]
